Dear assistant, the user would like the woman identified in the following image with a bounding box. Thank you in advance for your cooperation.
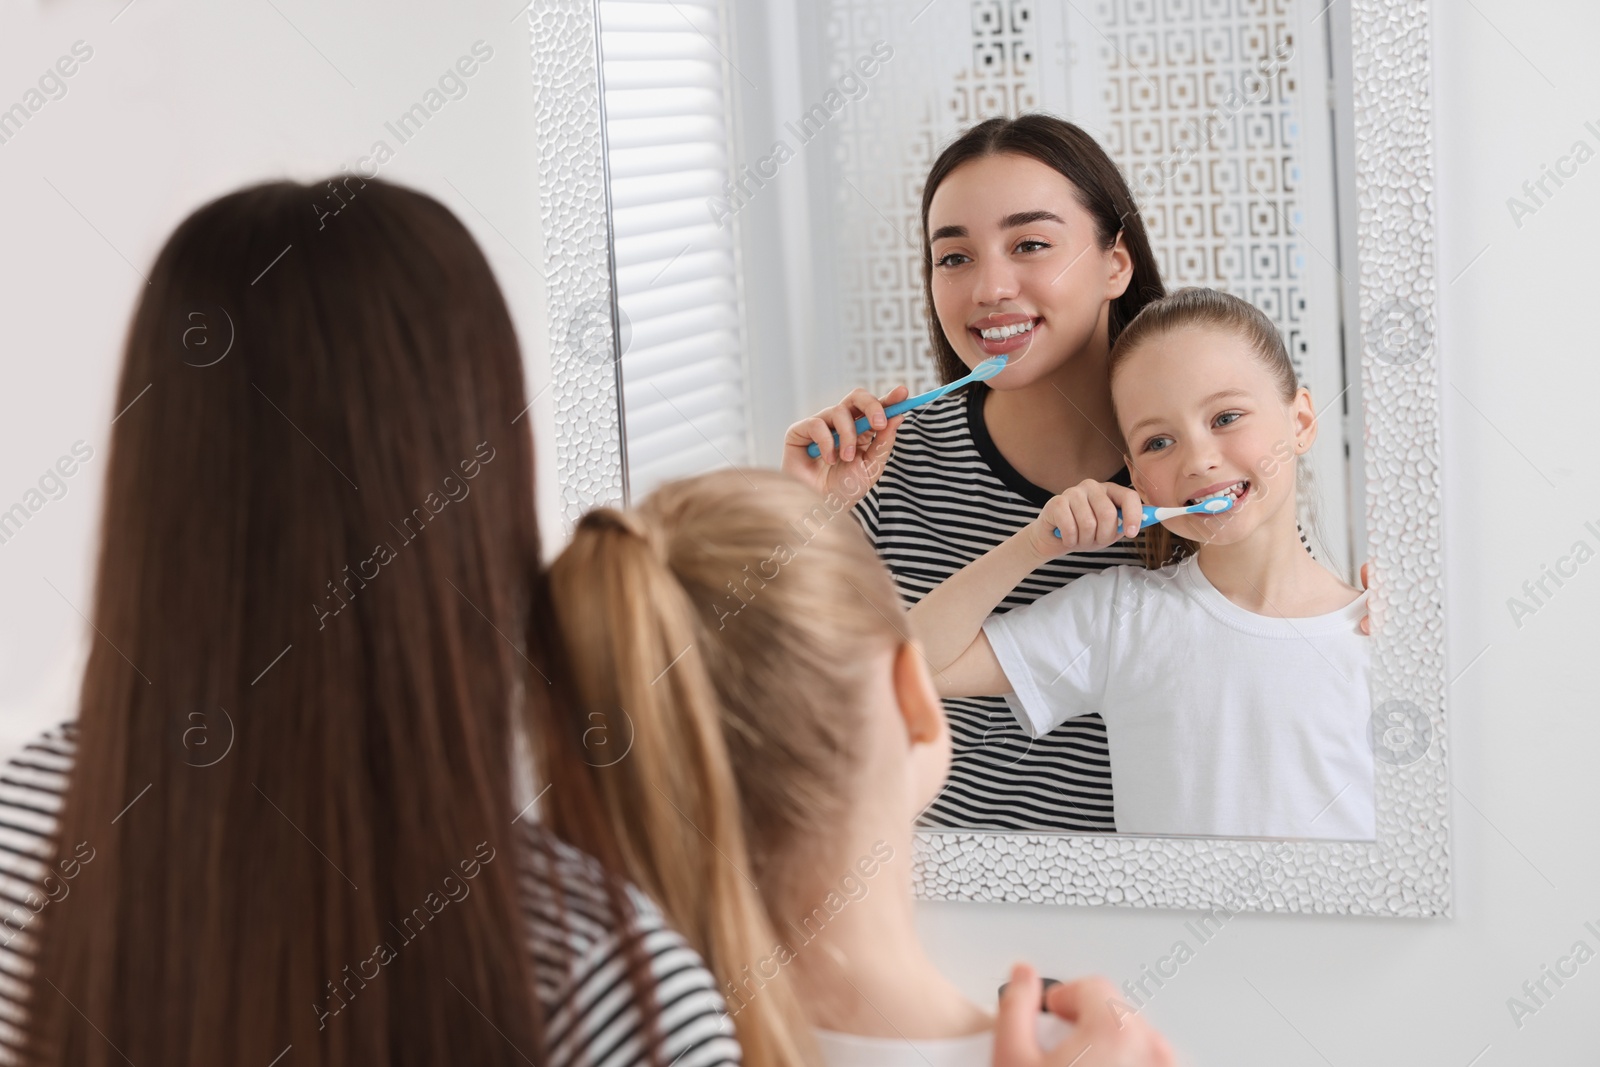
[3,178,739,1067]
[783,115,1166,834]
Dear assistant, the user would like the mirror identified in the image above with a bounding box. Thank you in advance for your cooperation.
[532,0,1449,916]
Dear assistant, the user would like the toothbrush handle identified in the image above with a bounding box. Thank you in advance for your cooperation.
[1052,505,1159,539]
[804,380,960,458]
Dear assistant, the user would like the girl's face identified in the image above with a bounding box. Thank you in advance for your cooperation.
[926,153,1132,387]
[1114,326,1315,546]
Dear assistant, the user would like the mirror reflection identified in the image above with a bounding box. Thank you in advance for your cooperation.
[597,0,1370,841]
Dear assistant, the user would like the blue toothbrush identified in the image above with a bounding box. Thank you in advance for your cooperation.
[806,355,1009,459]
[1053,495,1234,538]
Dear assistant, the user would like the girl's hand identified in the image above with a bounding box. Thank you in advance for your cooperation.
[1359,560,1376,636]
[993,963,1178,1067]
[1026,480,1146,560]
[781,385,909,508]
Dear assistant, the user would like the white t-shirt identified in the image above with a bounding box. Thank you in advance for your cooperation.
[982,555,1374,840]
[814,1013,1075,1067]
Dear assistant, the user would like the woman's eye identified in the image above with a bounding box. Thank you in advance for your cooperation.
[934,252,969,268]
[1015,239,1050,254]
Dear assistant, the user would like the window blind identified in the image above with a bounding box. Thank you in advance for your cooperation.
[598,0,750,501]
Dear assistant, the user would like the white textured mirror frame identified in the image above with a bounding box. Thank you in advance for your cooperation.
[528,0,1448,918]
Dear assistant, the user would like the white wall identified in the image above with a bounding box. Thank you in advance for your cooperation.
[916,6,1600,1066]
[0,0,564,754]
[2,1,1596,1063]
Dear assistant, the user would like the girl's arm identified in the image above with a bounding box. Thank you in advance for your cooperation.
[907,479,1144,698]
[907,528,1042,697]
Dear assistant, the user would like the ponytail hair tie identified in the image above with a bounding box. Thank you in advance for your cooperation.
[582,506,668,563]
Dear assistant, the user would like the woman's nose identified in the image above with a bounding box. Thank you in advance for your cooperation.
[972,253,1020,304]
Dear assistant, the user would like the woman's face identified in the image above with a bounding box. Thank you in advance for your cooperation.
[926,153,1132,387]
[1114,326,1315,546]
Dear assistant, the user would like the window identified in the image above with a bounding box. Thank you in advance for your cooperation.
[598,0,750,501]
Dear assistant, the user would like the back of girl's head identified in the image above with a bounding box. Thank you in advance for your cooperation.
[546,468,908,1067]
[28,177,619,1066]
[1107,286,1308,568]
[919,113,1166,384]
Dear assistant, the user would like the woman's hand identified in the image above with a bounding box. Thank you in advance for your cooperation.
[993,963,1178,1067]
[781,385,909,508]
[1027,480,1146,560]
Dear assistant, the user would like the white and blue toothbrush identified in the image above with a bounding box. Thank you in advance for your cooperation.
[1053,495,1234,538]
[806,355,1008,459]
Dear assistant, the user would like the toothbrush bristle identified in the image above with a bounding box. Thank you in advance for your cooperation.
[972,356,1007,380]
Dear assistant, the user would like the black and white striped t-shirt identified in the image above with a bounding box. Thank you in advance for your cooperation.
[0,724,740,1067]
[852,383,1143,833]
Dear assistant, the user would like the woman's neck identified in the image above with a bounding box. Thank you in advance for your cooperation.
[782,823,991,1041]
[982,328,1126,495]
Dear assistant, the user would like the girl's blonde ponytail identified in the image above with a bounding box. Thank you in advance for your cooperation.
[545,469,906,1067]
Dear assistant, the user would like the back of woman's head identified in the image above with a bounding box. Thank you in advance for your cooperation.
[546,468,908,1067]
[27,177,601,1066]
[920,113,1166,384]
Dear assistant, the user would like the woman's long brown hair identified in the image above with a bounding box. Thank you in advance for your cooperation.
[24,178,658,1065]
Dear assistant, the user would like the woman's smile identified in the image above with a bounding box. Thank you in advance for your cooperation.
[969,313,1041,356]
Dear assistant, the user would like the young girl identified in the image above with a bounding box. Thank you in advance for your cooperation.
[907,288,1374,840]
[544,469,1176,1067]
[783,114,1169,835]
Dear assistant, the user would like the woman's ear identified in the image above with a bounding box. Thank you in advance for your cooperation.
[1105,229,1133,301]
[894,639,951,813]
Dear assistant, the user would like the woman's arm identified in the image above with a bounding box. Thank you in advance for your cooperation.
[781,385,908,508]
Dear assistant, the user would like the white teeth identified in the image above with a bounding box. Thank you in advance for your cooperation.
[1187,480,1247,506]
[978,320,1036,341]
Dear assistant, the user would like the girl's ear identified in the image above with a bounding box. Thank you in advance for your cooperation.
[1105,229,1133,301]
[1291,386,1318,452]
[894,640,951,813]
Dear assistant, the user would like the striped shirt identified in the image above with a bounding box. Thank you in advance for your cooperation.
[0,724,740,1067]
[853,382,1313,834]
[853,383,1140,832]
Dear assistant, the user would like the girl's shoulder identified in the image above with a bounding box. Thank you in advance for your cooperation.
[516,822,742,1065]
[516,820,666,957]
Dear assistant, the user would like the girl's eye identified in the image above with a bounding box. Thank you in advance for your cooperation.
[1215,411,1243,427]
[1142,435,1172,453]
[1015,239,1049,254]
[934,251,969,268]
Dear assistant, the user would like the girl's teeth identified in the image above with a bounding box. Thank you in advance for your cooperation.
[979,320,1035,341]
[1189,481,1247,505]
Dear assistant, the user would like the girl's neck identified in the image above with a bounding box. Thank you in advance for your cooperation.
[982,325,1126,494]
[1194,508,1357,615]
[783,823,991,1041]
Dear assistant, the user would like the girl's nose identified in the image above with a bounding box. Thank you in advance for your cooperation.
[1180,440,1224,478]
